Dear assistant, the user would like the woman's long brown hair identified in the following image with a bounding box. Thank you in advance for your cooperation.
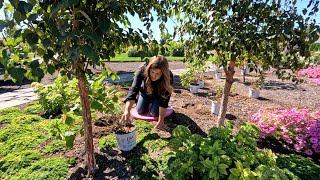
[144,55,173,98]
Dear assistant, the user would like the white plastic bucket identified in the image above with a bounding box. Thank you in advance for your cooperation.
[241,68,250,75]
[249,88,260,98]
[197,80,205,88]
[190,84,200,94]
[211,100,220,115]
[116,130,137,151]
[215,72,222,79]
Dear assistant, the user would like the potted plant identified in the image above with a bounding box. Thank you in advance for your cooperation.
[240,65,250,76]
[189,80,200,94]
[211,84,223,115]
[214,70,222,79]
[180,68,200,94]
[113,120,137,151]
[197,79,205,88]
[249,76,264,99]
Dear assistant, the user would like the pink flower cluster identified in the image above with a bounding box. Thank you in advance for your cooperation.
[298,66,320,86]
[250,108,320,156]
[298,66,320,78]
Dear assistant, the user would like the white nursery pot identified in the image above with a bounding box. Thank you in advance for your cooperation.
[240,68,250,75]
[116,129,137,151]
[211,100,220,115]
[197,80,205,88]
[189,84,200,94]
[249,88,260,98]
[215,72,222,79]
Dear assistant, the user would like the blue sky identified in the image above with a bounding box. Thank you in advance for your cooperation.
[0,0,319,41]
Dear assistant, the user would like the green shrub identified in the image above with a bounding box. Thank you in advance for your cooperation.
[32,76,79,117]
[128,48,144,57]
[10,157,69,180]
[171,48,184,57]
[32,71,122,118]
[277,154,320,180]
[0,108,25,124]
[164,122,298,179]
[43,139,66,154]
[11,115,44,125]
[98,134,117,150]
[0,150,41,177]
[142,139,169,153]
[180,69,197,87]
[23,102,42,115]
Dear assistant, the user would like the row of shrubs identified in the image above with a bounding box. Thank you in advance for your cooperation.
[127,47,184,57]
[98,119,319,179]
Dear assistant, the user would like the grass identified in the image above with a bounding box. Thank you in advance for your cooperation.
[109,53,184,62]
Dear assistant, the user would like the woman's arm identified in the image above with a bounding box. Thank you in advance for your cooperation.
[155,107,167,130]
[122,67,144,123]
[124,68,144,103]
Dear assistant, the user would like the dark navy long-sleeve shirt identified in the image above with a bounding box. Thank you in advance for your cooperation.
[124,66,173,108]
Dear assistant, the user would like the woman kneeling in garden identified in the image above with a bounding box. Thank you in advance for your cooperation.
[121,55,173,131]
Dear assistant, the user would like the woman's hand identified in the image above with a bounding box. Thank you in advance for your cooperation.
[121,110,132,125]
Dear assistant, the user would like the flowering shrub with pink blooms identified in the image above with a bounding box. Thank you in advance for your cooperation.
[250,108,320,156]
[298,66,320,86]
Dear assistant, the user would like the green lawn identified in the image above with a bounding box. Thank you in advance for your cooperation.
[110,53,185,62]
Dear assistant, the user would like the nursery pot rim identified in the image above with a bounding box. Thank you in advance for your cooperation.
[115,124,136,135]
[190,83,200,86]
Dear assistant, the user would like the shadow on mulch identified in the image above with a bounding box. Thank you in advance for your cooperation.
[0,78,32,93]
[257,97,270,101]
[263,81,298,90]
[257,137,320,165]
[166,112,207,137]
[225,113,237,121]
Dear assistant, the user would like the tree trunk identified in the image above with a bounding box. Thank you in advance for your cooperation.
[218,60,235,127]
[76,65,96,176]
[242,67,246,83]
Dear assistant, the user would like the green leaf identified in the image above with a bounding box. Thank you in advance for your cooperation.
[47,64,55,74]
[17,1,33,15]
[63,114,75,126]
[302,8,307,15]
[8,67,26,83]
[13,10,25,23]
[42,38,51,48]
[28,14,38,22]
[77,10,92,24]
[218,164,229,175]
[13,29,22,38]
[25,32,39,45]
[62,0,79,8]
[30,59,40,69]
[172,125,191,138]
[82,45,99,63]
[91,100,103,110]
[0,20,6,31]
[99,19,111,32]
[64,131,76,149]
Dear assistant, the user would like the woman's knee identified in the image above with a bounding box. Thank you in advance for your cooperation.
[137,106,148,114]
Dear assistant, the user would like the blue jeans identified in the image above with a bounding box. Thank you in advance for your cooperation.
[136,93,160,117]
